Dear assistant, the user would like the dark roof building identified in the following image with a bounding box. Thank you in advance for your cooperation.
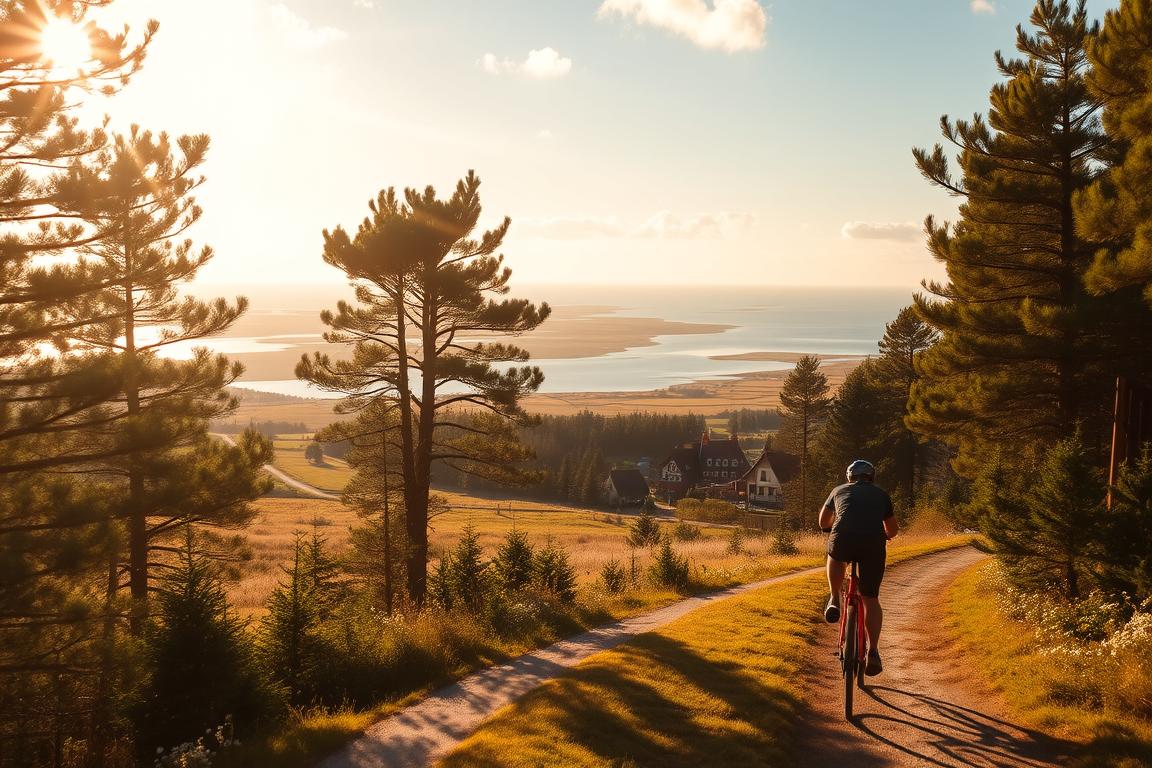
[653,432,751,502]
[607,469,650,506]
[738,446,801,509]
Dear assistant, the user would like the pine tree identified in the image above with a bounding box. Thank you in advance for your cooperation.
[777,355,831,514]
[910,0,1115,474]
[447,524,488,611]
[138,531,274,756]
[555,454,572,501]
[260,533,328,705]
[298,173,550,606]
[60,127,263,626]
[1100,446,1152,598]
[1077,0,1152,308]
[649,535,689,591]
[811,360,885,493]
[494,528,535,591]
[534,539,577,603]
[628,508,661,547]
[972,434,1106,599]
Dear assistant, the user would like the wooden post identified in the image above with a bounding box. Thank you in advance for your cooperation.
[1108,377,1128,510]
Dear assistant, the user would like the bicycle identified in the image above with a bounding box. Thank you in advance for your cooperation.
[835,559,867,720]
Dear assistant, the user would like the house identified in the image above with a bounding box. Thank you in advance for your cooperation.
[738,446,801,509]
[653,432,751,503]
[606,469,649,507]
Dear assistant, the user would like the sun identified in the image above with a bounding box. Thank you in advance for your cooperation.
[39,18,92,71]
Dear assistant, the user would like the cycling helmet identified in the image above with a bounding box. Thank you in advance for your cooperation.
[846,459,875,482]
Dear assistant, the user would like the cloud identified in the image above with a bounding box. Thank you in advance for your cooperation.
[522,211,756,240]
[353,0,375,8]
[482,47,573,78]
[537,129,555,140]
[840,221,922,242]
[598,0,768,53]
[266,3,348,48]
[970,0,996,14]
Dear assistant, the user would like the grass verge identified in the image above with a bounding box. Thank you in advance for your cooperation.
[948,561,1152,768]
[436,537,971,768]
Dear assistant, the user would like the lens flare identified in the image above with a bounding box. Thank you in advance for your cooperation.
[39,19,92,71]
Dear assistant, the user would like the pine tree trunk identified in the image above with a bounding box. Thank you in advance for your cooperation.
[393,280,424,606]
[121,259,148,632]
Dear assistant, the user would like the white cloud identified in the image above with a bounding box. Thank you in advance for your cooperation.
[266,3,348,49]
[970,0,996,14]
[537,129,555,140]
[522,47,573,78]
[522,211,756,240]
[481,47,572,79]
[598,0,768,53]
[840,221,922,242]
[353,0,375,8]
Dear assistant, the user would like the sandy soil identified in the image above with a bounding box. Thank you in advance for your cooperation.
[220,305,732,380]
[794,547,1076,767]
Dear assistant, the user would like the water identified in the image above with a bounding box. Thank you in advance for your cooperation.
[212,285,916,398]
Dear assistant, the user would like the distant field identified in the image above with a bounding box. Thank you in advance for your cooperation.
[270,436,352,492]
[226,495,820,617]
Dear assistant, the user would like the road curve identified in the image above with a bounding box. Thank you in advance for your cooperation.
[211,433,341,501]
[318,563,830,768]
[794,547,1076,767]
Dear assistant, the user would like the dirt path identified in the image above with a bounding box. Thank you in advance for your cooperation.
[795,547,1077,767]
[318,564,828,768]
[211,433,341,500]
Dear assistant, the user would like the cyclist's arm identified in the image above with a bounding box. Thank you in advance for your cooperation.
[883,515,899,540]
[818,502,835,532]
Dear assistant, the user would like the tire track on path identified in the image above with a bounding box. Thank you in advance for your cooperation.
[795,547,1077,767]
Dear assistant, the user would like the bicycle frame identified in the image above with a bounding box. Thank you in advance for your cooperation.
[836,560,867,718]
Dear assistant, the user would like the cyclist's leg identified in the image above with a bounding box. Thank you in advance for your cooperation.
[825,536,849,622]
[826,556,846,604]
[857,542,887,650]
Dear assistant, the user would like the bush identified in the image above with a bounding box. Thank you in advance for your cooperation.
[535,540,577,603]
[770,517,799,555]
[628,509,661,547]
[138,533,280,757]
[599,560,627,594]
[673,521,702,541]
[649,535,690,591]
[676,498,742,524]
[727,526,745,555]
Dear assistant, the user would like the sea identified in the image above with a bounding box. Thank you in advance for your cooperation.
[186,284,917,399]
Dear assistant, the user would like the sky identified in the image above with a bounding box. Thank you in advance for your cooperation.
[80,0,1119,290]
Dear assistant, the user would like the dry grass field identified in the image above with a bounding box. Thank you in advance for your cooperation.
[226,495,828,617]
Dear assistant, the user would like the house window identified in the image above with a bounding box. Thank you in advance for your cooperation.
[707,458,713,466]
[760,470,767,481]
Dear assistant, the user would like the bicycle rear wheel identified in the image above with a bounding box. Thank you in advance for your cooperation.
[843,605,857,720]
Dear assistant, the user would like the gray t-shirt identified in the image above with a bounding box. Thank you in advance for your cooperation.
[823,481,894,541]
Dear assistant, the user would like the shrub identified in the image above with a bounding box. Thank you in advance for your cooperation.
[494,529,535,591]
[628,509,661,548]
[676,498,741,524]
[535,540,577,603]
[673,520,702,541]
[727,526,745,555]
[599,560,627,594]
[770,517,799,555]
[304,441,324,465]
[138,533,279,757]
[649,535,690,591]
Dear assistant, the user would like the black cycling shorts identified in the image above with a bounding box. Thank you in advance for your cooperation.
[827,537,886,598]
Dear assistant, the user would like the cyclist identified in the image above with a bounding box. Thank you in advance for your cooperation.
[819,459,898,676]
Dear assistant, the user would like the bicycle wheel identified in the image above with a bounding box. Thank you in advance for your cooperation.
[843,604,857,720]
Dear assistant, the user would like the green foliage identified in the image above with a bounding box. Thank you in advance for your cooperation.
[675,497,741,524]
[628,509,662,547]
[445,524,489,611]
[910,0,1116,474]
[304,441,324,465]
[297,172,550,606]
[649,535,690,591]
[673,521,702,541]
[776,355,831,512]
[1078,0,1152,310]
[534,540,577,603]
[970,434,1107,599]
[137,533,278,755]
[771,518,799,556]
[1102,446,1152,598]
[494,528,536,592]
[726,526,745,555]
[258,532,336,706]
[599,560,628,595]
